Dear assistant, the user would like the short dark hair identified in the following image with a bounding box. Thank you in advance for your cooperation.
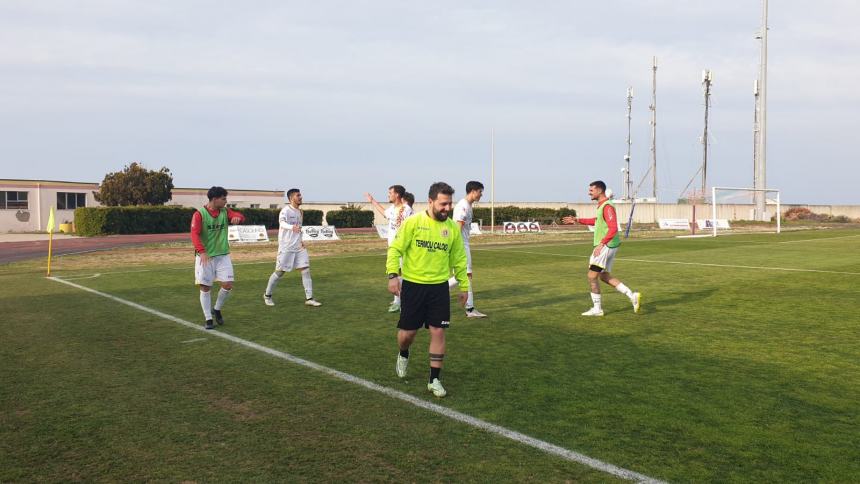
[428,182,455,201]
[403,192,415,206]
[389,185,406,197]
[207,186,228,201]
[465,181,484,194]
[589,180,606,193]
[286,188,301,200]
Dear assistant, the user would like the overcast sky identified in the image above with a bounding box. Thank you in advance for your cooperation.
[1,1,857,204]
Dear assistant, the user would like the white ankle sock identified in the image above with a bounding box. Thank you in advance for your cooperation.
[200,290,212,320]
[301,269,313,299]
[616,283,633,299]
[265,271,282,296]
[214,288,231,310]
[590,292,602,310]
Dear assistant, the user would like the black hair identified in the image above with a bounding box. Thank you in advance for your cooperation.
[207,186,228,201]
[589,180,607,193]
[286,188,301,200]
[389,185,406,197]
[465,181,484,194]
[428,182,455,200]
[403,192,415,206]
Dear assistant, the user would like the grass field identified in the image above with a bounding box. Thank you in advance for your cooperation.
[3,229,859,482]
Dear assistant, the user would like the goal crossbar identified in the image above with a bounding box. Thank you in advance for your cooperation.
[710,186,781,237]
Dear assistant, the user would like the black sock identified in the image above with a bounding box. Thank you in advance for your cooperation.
[399,348,409,358]
[429,367,441,382]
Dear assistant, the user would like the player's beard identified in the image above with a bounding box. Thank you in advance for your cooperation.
[431,207,449,221]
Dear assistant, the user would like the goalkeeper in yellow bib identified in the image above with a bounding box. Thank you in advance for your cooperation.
[191,186,245,330]
[387,182,469,398]
[562,180,641,316]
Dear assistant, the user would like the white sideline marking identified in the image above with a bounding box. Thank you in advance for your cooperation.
[181,338,208,344]
[483,249,860,276]
[47,276,663,484]
[59,273,102,280]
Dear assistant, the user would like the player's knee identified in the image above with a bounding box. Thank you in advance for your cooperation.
[274,270,285,278]
[199,285,211,292]
[222,282,233,290]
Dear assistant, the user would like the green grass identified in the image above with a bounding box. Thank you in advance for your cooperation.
[3,229,860,482]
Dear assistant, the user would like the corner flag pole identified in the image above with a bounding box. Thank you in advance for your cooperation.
[46,206,56,277]
[490,128,495,234]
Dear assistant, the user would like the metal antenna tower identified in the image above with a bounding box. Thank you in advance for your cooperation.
[701,70,713,200]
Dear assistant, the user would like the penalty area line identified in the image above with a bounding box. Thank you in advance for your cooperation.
[481,248,860,276]
[47,276,664,484]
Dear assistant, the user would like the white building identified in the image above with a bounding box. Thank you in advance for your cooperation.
[0,179,285,233]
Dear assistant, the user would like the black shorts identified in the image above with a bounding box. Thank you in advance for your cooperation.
[397,280,450,331]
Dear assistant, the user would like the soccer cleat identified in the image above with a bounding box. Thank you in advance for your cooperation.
[263,294,275,306]
[388,301,401,313]
[204,319,215,330]
[632,292,641,313]
[305,298,322,307]
[465,308,487,319]
[581,307,604,317]
[427,378,447,398]
[396,354,409,378]
[213,309,224,326]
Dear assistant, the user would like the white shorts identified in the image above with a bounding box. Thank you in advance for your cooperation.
[276,248,310,272]
[589,246,619,273]
[195,254,234,286]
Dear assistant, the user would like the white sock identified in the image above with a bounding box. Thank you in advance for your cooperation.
[616,283,634,300]
[214,288,231,310]
[265,271,282,296]
[590,292,602,310]
[200,290,212,320]
[301,269,313,300]
[466,289,474,309]
[448,276,458,290]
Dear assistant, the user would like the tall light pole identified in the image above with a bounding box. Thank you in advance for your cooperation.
[625,87,633,200]
[754,0,769,220]
[649,57,658,200]
[490,128,495,233]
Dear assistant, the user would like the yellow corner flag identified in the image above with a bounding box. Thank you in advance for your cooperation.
[46,206,56,234]
[46,206,56,276]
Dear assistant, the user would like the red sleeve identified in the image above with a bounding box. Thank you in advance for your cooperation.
[190,211,205,254]
[226,208,245,224]
[600,205,619,245]
[578,217,596,226]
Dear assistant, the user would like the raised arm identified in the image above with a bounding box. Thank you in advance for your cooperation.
[364,192,388,217]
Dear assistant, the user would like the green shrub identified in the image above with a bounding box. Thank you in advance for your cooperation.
[325,209,374,228]
[472,206,576,225]
[74,206,195,236]
[303,209,323,225]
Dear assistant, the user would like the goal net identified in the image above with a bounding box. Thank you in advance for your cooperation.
[710,187,781,236]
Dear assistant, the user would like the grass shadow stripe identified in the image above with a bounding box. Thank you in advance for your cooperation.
[47,276,665,484]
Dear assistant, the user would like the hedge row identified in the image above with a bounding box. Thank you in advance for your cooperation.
[74,206,325,236]
[472,206,576,225]
[326,209,374,228]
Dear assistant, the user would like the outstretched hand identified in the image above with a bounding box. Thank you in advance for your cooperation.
[561,216,577,225]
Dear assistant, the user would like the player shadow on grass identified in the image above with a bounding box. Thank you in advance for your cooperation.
[642,287,718,313]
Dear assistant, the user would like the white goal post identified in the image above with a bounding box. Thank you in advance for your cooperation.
[710,186,781,237]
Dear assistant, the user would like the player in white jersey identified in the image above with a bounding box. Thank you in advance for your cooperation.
[365,184,413,312]
[448,181,488,318]
[263,188,322,307]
